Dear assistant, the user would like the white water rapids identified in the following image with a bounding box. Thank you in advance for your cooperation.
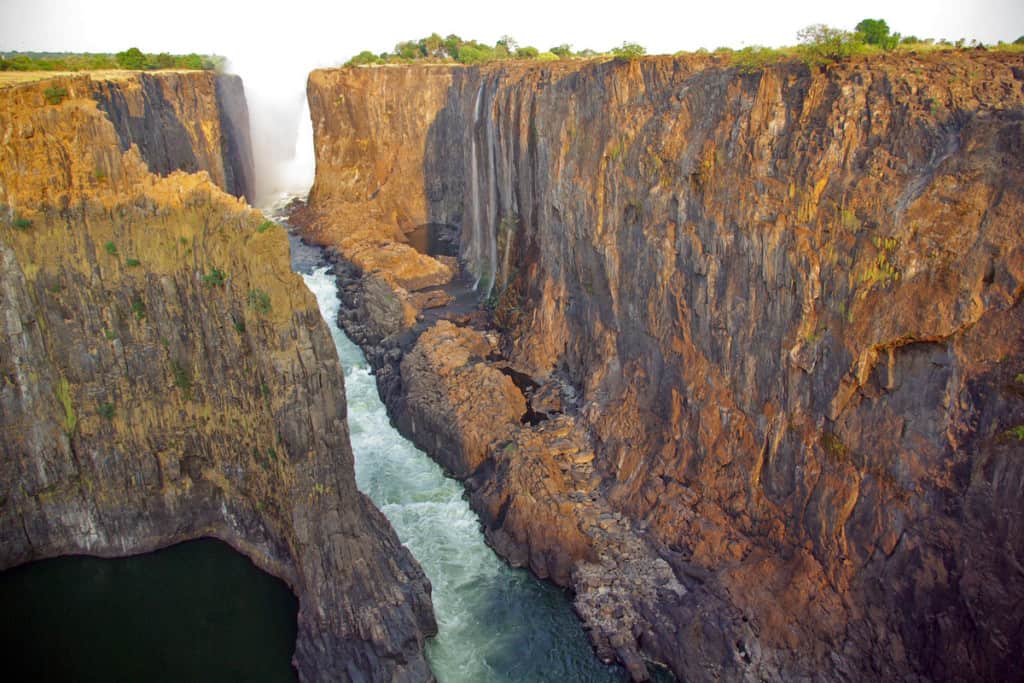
[298,265,625,682]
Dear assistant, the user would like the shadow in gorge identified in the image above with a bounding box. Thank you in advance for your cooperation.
[0,537,298,682]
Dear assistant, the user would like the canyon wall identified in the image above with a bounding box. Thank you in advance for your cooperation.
[0,72,435,681]
[305,53,1024,681]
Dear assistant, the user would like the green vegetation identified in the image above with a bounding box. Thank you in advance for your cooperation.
[1005,425,1024,441]
[104,241,118,256]
[1015,373,1024,384]
[247,288,271,315]
[12,215,33,230]
[125,258,141,267]
[344,33,639,66]
[104,328,117,340]
[170,360,193,400]
[611,42,647,61]
[856,18,900,50]
[233,319,246,333]
[130,297,146,321]
[342,19,1022,72]
[202,268,226,287]
[257,220,275,233]
[797,24,865,63]
[0,49,222,72]
[43,86,67,105]
[56,377,76,435]
[98,402,116,420]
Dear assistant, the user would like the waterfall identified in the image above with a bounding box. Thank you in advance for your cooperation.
[499,91,516,291]
[469,84,484,290]
[484,85,499,301]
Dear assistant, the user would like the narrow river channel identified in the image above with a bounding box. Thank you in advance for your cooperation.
[290,226,626,682]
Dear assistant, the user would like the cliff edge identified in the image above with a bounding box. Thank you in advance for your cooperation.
[303,52,1024,681]
[0,72,436,681]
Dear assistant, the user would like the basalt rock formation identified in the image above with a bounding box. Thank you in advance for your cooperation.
[0,72,435,681]
[303,52,1024,681]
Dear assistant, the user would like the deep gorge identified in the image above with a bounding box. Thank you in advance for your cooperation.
[1,49,1022,683]
[299,52,1024,681]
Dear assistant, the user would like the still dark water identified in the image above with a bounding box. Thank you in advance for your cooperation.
[0,538,298,682]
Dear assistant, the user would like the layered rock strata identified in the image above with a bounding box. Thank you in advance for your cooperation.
[0,72,435,681]
[304,52,1024,682]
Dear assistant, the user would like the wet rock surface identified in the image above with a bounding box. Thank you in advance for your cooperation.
[0,73,436,682]
[303,52,1024,681]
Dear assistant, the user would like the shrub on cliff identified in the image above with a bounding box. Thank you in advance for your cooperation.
[797,24,864,63]
[611,42,646,61]
[345,51,383,67]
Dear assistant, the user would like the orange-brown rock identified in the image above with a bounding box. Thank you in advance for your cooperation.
[304,52,1024,681]
[0,73,435,682]
[397,320,526,475]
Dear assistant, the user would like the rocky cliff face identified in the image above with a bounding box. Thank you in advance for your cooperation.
[90,71,254,201]
[0,72,435,681]
[305,52,1024,681]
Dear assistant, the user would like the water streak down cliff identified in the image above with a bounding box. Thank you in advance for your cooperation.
[0,72,435,681]
[305,53,1024,680]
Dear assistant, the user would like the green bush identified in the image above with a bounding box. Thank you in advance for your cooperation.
[797,24,864,63]
[125,258,141,267]
[115,47,147,70]
[12,215,32,230]
[611,42,646,61]
[104,241,118,255]
[98,402,116,420]
[131,297,146,320]
[345,50,383,67]
[856,18,900,50]
[170,360,192,400]
[257,220,275,233]
[202,267,226,286]
[732,46,787,73]
[43,86,68,105]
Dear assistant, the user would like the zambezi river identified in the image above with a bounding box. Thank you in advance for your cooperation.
[290,222,627,682]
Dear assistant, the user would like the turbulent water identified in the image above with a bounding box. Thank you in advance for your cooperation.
[297,258,625,682]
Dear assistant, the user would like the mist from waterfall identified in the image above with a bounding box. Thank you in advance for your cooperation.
[225,54,320,207]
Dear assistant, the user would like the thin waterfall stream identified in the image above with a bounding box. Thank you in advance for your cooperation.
[281,206,627,682]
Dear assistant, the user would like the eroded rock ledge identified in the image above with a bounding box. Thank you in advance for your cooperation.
[0,72,435,682]
[301,51,1024,682]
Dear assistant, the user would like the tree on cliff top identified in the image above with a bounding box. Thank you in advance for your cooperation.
[116,47,147,70]
[856,18,900,50]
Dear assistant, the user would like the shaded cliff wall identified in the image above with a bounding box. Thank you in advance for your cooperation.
[307,53,1024,681]
[0,73,435,682]
[90,71,254,201]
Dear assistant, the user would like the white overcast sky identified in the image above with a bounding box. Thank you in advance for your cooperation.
[3,0,1021,203]
[2,0,1021,64]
